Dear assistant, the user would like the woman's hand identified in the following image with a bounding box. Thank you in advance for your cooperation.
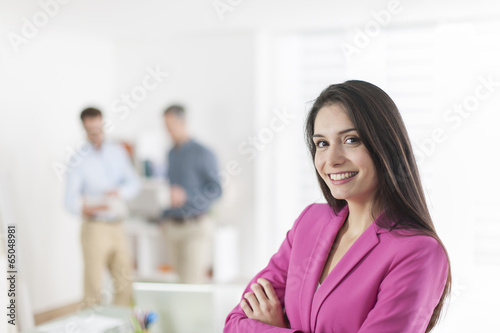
[240,278,287,328]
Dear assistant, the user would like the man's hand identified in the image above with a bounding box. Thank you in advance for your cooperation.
[105,189,119,197]
[82,202,108,218]
[170,185,187,208]
[240,278,287,328]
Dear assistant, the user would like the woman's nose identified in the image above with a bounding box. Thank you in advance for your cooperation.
[326,143,345,166]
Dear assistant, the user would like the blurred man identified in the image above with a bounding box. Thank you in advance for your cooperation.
[65,107,140,308]
[162,104,222,284]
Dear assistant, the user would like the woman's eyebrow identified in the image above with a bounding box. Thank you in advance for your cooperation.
[312,128,357,138]
[338,128,357,135]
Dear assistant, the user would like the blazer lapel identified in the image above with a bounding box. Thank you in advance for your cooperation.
[310,217,381,332]
[297,206,349,332]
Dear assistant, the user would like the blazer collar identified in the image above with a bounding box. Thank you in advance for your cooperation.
[297,206,347,331]
[297,205,387,332]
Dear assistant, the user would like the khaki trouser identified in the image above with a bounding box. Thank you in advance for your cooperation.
[81,220,132,308]
[162,215,214,284]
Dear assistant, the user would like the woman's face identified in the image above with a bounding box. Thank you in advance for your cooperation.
[313,104,378,207]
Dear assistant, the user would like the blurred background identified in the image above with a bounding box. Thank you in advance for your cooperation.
[1,0,499,332]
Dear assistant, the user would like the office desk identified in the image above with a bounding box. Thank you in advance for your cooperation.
[133,282,245,333]
[23,282,246,333]
[23,306,133,333]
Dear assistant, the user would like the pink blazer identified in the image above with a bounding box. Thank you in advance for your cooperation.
[224,204,449,333]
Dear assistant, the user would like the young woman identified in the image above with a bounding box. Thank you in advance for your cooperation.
[224,80,451,333]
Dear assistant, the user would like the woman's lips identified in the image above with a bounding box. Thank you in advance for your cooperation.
[328,171,358,184]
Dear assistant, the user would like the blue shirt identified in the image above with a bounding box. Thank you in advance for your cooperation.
[64,141,140,217]
[164,139,222,219]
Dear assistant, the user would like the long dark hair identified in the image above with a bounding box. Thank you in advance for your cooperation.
[305,80,451,332]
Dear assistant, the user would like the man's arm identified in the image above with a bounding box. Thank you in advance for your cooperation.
[172,147,222,217]
[200,148,222,203]
[64,167,108,217]
[115,145,141,201]
[64,167,83,215]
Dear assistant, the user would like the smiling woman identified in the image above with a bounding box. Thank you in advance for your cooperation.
[224,80,451,333]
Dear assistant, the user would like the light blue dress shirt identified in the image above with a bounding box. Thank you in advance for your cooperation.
[64,141,140,219]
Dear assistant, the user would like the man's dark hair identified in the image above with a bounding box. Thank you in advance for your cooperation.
[80,107,102,121]
[163,104,185,119]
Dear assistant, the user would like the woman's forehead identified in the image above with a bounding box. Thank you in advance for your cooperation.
[314,104,355,133]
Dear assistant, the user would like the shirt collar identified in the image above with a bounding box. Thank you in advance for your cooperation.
[174,138,193,150]
[83,140,109,153]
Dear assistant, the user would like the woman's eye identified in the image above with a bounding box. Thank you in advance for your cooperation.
[345,137,360,144]
[315,140,328,148]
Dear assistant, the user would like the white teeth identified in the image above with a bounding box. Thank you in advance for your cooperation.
[329,172,357,181]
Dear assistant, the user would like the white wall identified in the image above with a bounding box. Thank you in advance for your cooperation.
[0,15,118,313]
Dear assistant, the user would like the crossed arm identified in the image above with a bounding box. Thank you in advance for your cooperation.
[223,205,314,333]
[240,278,287,328]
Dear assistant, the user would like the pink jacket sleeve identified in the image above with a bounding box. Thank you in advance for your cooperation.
[223,205,314,333]
[358,236,449,332]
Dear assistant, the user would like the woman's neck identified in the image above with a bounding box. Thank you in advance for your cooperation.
[343,200,381,237]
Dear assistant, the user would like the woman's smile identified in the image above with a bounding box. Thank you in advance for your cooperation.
[329,171,358,181]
